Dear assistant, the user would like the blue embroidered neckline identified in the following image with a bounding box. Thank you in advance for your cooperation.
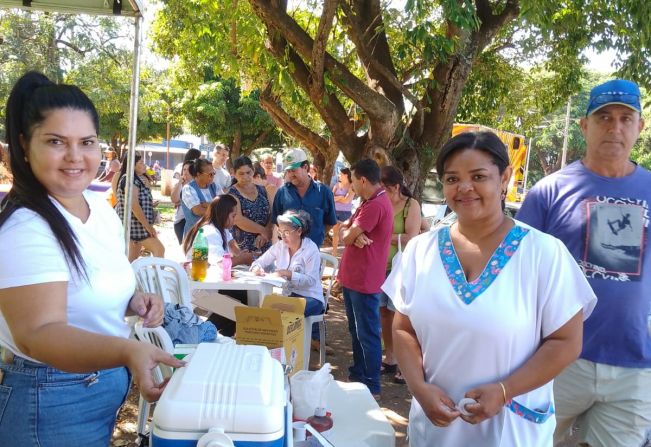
[438,225,529,304]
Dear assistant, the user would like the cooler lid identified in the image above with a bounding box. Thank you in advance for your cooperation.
[153,343,285,434]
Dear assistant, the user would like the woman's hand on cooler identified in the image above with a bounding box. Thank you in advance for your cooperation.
[460,383,506,425]
[129,292,165,327]
[126,341,185,402]
[414,382,461,427]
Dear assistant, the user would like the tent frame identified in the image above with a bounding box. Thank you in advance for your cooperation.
[0,0,144,252]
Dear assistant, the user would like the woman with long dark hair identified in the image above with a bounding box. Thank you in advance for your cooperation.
[378,165,422,385]
[0,72,182,446]
[182,194,254,267]
[115,153,165,261]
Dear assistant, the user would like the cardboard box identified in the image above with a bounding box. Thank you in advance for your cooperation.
[191,289,245,321]
[235,294,305,374]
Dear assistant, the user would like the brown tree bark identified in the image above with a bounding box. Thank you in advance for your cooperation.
[248,0,520,197]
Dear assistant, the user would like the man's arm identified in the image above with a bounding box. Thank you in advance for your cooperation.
[341,223,365,246]
[323,187,338,226]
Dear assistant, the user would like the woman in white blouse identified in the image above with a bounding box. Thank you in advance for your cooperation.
[251,210,324,343]
[183,194,253,267]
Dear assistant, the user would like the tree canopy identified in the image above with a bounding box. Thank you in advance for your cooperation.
[0,9,180,149]
[151,0,651,193]
[181,75,283,157]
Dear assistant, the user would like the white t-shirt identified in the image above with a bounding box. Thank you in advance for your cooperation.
[213,166,231,191]
[185,223,233,266]
[182,183,221,211]
[382,221,596,447]
[251,237,323,304]
[0,190,136,362]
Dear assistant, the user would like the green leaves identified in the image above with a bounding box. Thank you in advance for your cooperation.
[181,76,281,152]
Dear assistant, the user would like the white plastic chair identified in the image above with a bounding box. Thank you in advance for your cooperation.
[133,322,175,384]
[131,257,192,308]
[303,252,339,369]
[130,257,191,443]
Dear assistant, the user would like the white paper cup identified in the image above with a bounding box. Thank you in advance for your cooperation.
[293,421,307,441]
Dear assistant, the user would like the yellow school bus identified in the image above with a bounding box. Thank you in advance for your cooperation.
[452,123,528,202]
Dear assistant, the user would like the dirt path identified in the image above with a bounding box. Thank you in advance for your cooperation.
[110,194,411,446]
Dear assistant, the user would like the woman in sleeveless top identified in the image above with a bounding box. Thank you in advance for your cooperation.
[331,167,355,256]
[115,154,165,261]
[379,165,421,384]
[228,156,272,253]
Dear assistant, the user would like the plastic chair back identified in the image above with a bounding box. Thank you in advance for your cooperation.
[319,252,339,308]
[131,257,192,308]
[133,322,174,383]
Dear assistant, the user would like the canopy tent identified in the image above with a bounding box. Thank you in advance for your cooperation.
[0,0,145,251]
[0,0,143,17]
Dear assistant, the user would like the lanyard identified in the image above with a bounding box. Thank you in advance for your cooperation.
[506,399,555,424]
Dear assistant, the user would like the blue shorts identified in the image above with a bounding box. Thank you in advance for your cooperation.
[336,210,352,222]
[0,354,131,446]
[379,291,396,312]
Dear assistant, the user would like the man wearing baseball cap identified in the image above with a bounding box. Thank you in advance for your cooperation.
[272,148,337,247]
[518,79,650,446]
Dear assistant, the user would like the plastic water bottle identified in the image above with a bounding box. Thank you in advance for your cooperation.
[191,228,208,281]
[221,253,232,281]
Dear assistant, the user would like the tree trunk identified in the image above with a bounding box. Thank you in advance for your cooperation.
[231,130,242,158]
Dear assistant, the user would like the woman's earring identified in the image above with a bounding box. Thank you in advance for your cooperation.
[501,190,506,200]
[24,156,29,163]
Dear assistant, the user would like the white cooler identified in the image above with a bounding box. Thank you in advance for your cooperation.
[151,343,288,447]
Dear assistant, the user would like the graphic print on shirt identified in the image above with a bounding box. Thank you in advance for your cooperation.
[582,197,648,281]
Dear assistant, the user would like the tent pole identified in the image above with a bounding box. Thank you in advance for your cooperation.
[122,13,143,254]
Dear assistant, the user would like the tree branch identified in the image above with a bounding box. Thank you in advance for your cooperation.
[262,7,363,153]
[310,0,338,94]
[55,39,87,56]
[416,0,520,148]
[231,0,239,57]
[339,0,404,111]
[475,0,520,48]
[259,83,329,155]
[245,128,272,153]
[250,0,397,129]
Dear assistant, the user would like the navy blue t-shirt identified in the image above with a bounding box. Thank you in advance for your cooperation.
[517,161,651,368]
[272,180,337,247]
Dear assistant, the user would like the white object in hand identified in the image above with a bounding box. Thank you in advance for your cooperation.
[457,398,478,416]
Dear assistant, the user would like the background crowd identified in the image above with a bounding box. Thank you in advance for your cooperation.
[0,72,649,447]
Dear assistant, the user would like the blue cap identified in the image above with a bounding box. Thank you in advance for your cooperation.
[586,79,642,116]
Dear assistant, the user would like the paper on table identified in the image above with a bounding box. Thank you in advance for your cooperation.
[233,270,287,287]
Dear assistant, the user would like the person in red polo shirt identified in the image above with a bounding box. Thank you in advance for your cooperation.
[338,158,393,397]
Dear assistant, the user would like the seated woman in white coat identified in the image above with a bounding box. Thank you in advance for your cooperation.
[382,131,597,447]
[182,194,253,267]
[250,210,324,345]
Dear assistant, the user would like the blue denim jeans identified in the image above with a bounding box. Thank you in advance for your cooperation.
[343,287,381,395]
[0,355,130,446]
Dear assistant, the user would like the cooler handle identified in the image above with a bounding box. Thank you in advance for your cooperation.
[197,428,235,447]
